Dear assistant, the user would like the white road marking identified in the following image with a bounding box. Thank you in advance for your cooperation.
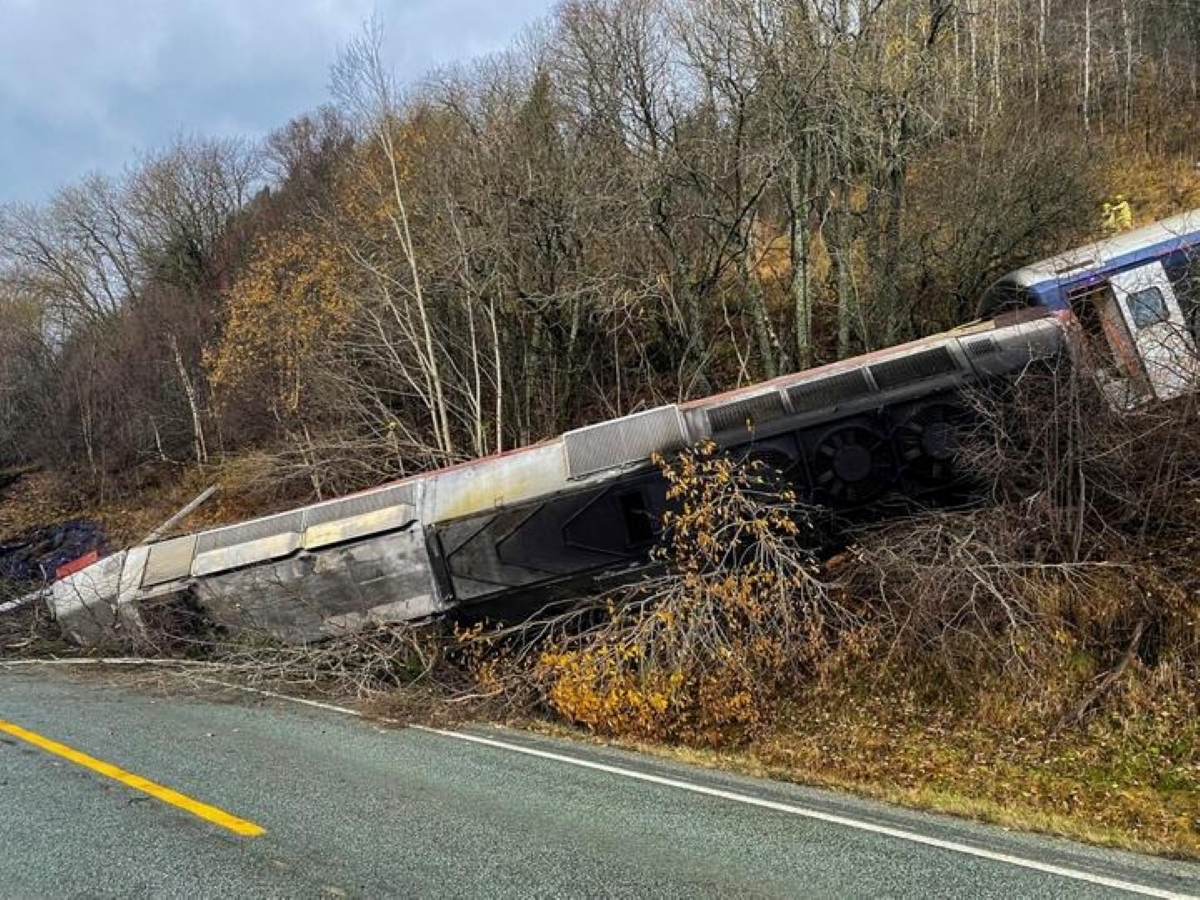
[184,676,381,719]
[16,667,1195,899]
[415,726,1195,899]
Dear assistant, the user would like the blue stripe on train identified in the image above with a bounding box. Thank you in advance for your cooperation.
[1029,238,1200,310]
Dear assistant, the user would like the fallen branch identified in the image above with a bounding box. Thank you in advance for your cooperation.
[0,656,247,669]
[1053,616,1148,734]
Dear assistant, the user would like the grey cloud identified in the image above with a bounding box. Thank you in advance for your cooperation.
[0,0,553,203]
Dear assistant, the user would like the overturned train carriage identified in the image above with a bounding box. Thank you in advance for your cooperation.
[46,209,1200,646]
[47,315,1064,646]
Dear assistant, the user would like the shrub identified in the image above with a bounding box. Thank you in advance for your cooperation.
[530,443,842,746]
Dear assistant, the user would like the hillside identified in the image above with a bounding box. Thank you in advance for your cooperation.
[2,0,1198,859]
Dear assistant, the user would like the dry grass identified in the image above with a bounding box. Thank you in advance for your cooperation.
[558,731,1198,859]
[0,602,72,658]
[0,470,81,540]
[522,665,1199,859]
[0,457,310,550]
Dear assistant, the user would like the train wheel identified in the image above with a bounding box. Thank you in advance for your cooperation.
[811,422,895,505]
[895,402,967,487]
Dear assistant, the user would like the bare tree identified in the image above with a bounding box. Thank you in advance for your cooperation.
[332,18,455,459]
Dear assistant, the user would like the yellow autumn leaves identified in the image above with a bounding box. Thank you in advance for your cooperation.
[208,228,355,413]
[524,443,830,747]
[207,134,411,420]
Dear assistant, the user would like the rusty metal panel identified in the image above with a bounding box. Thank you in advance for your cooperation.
[195,511,305,554]
[706,391,785,434]
[869,346,960,390]
[563,405,687,480]
[786,370,873,414]
[141,535,197,588]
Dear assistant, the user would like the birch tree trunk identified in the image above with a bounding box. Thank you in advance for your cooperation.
[789,152,814,370]
[170,333,208,465]
[1083,0,1093,132]
[832,180,857,358]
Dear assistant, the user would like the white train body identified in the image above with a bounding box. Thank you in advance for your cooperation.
[48,314,1064,646]
[47,209,1200,646]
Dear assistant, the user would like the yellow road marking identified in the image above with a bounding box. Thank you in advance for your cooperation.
[0,719,264,837]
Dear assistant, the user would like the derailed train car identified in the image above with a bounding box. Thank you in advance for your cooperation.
[45,210,1200,646]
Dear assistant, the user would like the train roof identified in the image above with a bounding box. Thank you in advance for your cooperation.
[1005,208,1200,290]
[146,314,1042,560]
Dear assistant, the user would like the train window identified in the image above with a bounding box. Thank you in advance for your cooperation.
[1164,249,1200,338]
[618,490,656,546]
[1125,287,1169,329]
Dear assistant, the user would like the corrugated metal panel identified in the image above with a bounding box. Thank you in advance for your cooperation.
[564,406,687,479]
[195,510,305,554]
[706,391,786,433]
[869,347,959,390]
[141,535,197,588]
[962,336,999,359]
[303,483,416,528]
[787,370,873,413]
[191,534,303,577]
[304,505,417,550]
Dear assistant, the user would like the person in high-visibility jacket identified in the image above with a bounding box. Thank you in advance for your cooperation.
[1102,195,1134,232]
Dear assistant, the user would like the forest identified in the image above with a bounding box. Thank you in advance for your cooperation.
[2,0,1199,503]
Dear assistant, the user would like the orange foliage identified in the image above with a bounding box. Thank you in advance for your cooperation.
[530,444,833,746]
[208,227,353,413]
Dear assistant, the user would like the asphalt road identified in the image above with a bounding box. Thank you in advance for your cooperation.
[1,668,1197,899]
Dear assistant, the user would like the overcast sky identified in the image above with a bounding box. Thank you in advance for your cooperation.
[0,0,555,204]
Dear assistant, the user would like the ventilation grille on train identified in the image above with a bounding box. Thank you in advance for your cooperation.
[787,370,873,413]
[141,535,198,588]
[564,406,687,479]
[706,392,785,434]
[962,336,999,359]
[141,484,419,586]
[868,347,959,390]
[195,510,306,554]
[303,483,416,528]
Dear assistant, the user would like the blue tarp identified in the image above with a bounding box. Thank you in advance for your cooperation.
[0,519,106,584]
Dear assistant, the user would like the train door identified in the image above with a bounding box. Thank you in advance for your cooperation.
[1108,263,1200,401]
[1069,281,1146,408]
